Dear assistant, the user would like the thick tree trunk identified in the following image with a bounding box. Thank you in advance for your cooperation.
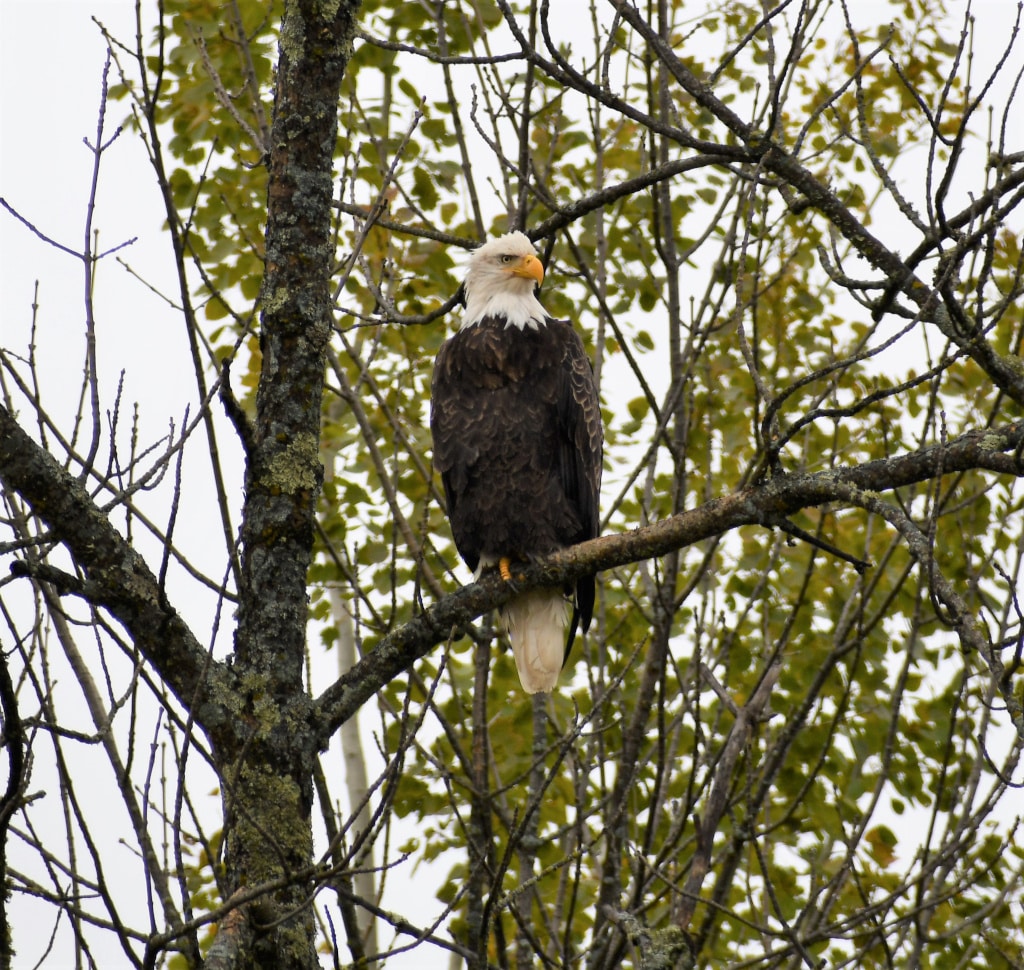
[215,1,361,966]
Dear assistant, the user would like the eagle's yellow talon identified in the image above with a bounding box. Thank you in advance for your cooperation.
[499,557,513,582]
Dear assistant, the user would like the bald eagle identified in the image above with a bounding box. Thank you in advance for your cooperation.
[430,231,603,693]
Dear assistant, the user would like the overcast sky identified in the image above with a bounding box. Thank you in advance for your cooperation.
[2,0,189,431]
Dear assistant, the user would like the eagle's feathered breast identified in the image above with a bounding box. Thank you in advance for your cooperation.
[431,314,600,575]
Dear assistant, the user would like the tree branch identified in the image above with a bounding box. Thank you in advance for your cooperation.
[0,402,234,736]
[314,420,1024,743]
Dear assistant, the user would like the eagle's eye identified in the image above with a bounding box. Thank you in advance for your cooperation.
[499,254,515,264]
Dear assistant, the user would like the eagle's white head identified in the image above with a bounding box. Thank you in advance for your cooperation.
[461,231,547,331]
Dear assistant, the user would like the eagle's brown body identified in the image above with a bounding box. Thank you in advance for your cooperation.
[432,314,602,591]
[430,232,603,692]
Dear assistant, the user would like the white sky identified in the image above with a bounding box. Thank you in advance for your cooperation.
[1,1,181,387]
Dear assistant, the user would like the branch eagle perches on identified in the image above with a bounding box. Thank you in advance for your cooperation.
[4,393,1023,744]
[314,419,1024,741]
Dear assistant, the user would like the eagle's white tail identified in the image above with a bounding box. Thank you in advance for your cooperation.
[501,589,570,693]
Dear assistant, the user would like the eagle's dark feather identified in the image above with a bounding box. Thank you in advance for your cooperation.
[430,313,603,651]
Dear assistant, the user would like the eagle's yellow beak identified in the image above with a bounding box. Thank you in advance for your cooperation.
[510,253,544,285]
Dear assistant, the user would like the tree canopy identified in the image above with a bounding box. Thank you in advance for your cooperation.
[1,1,1023,968]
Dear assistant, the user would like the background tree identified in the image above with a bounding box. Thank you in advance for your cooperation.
[2,1,1023,968]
